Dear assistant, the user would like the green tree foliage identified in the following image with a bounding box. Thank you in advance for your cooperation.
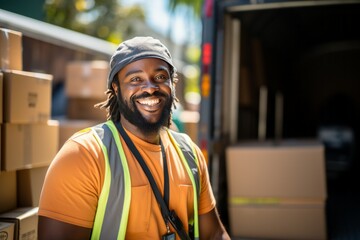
[168,0,203,19]
[167,0,203,98]
[165,0,203,46]
[44,0,145,44]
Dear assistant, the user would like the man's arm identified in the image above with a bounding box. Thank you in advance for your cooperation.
[38,216,92,240]
[199,208,231,240]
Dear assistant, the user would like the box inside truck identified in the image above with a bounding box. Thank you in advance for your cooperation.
[212,1,360,238]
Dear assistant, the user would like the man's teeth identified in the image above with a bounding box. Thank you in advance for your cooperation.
[138,99,159,106]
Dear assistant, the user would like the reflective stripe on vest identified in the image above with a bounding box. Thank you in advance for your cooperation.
[167,129,200,240]
[91,121,131,240]
[90,120,200,239]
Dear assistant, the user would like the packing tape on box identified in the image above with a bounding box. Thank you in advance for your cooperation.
[230,197,324,206]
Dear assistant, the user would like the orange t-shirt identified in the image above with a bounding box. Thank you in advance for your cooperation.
[38,125,216,239]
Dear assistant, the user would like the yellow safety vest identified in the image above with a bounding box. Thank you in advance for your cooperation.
[90,120,200,240]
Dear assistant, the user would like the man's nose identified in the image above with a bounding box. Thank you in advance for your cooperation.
[141,81,160,94]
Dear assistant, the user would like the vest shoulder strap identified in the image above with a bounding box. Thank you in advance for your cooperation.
[168,130,201,239]
[91,121,131,240]
[167,130,200,197]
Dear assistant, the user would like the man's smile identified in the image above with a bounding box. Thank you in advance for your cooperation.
[136,96,163,112]
[137,97,160,107]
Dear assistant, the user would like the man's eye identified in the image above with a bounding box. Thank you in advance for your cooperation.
[155,75,167,81]
[130,77,141,82]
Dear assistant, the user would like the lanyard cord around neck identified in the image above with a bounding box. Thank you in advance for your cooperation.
[114,122,170,217]
[114,122,192,240]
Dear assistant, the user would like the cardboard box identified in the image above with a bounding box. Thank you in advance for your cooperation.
[0,28,22,71]
[229,203,327,239]
[0,72,3,123]
[226,140,327,200]
[57,119,100,149]
[65,60,109,98]
[0,221,15,240]
[2,70,52,124]
[1,121,59,171]
[226,140,327,239]
[0,171,17,214]
[0,207,38,240]
[17,166,49,207]
[67,98,107,121]
[0,127,1,170]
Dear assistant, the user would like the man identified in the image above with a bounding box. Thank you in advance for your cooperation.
[38,36,230,240]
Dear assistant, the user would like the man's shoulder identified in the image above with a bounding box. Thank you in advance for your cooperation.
[165,128,204,157]
[166,128,194,145]
[69,122,107,145]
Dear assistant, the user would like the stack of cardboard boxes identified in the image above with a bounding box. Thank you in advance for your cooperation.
[56,60,108,149]
[226,140,327,239]
[0,28,59,240]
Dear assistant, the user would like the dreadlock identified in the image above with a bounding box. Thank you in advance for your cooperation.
[94,69,179,128]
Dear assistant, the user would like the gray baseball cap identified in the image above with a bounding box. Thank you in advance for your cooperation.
[108,36,176,88]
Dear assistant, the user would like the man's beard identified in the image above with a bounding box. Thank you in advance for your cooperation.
[117,90,173,134]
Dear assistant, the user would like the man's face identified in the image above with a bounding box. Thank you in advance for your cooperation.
[115,58,174,133]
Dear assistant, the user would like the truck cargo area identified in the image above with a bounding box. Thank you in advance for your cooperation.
[206,1,360,238]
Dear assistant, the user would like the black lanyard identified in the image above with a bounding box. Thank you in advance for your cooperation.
[114,122,170,213]
[114,122,191,240]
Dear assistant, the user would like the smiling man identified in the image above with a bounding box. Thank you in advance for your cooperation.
[38,37,230,240]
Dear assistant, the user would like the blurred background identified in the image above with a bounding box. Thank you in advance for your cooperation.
[0,0,203,140]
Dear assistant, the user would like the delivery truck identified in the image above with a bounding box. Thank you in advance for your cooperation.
[199,0,360,238]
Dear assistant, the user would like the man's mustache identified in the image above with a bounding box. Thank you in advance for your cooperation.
[131,91,168,102]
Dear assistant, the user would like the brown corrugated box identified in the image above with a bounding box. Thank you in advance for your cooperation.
[0,207,38,240]
[0,72,3,123]
[1,120,59,171]
[17,166,49,207]
[228,204,326,240]
[2,70,52,123]
[0,28,22,71]
[67,98,107,121]
[226,140,327,239]
[65,60,108,99]
[0,171,17,214]
[0,221,15,240]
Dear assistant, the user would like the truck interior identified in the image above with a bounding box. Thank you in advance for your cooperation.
[218,1,360,238]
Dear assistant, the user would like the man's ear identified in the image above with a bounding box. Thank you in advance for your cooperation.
[171,79,177,91]
[112,81,118,95]
[171,81,177,98]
